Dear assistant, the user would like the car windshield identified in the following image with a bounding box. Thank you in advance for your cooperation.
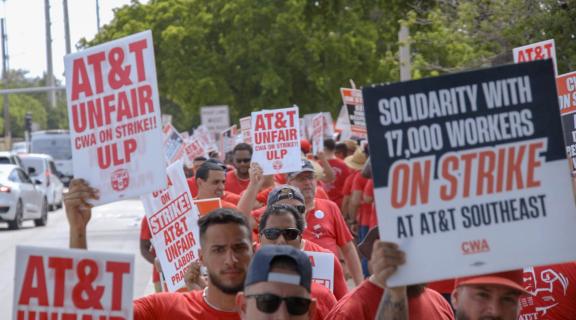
[0,157,11,164]
[31,138,72,160]
[20,158,44,177]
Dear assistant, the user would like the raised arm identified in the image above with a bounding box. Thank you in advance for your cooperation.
[63,179,99,249]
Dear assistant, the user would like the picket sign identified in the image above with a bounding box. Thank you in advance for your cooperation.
[340,88,367,139]
[305,251,334,293]
[311,113,324,155]
[335,104,352,141]
[183,138,208,166]
[557,71,576,176]
[201,105,230,136]
[219,125,238,159]
[13,246,134,320]
[194,198,223,216]
[364,60,576,286]
[163,123,185,164]
[65,30,166,205]
[251,107,301,175]
[513,39,557,75]
[141,160,201,292]
[193,125,217,152]
[240,116,252,144]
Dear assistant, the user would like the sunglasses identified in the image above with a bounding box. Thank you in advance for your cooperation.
[261,228,301,241]
[246,293,311,315]
[294,205,306,214]
[235,158,251,163]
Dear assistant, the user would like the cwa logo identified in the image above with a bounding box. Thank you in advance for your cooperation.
[461,239,490,255]
[111,168,130,191]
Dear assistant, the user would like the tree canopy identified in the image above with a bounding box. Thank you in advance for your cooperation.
[78,0,575,132]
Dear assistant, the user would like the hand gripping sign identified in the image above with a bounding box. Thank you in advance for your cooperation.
[363,60,576,286]
[13,246,134,320]
[141,160,201,292]
[251,107,301,175]
[305,251,334,293]
[513,39,557,75]
[65,30,165,205]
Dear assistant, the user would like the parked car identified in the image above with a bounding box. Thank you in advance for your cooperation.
[19,154,64,211]
[11,141,29,154]
[30,130,73,185]
[0,164,47,229]
[0,151,23,167]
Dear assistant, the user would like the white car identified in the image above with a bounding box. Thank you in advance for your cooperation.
[0,165,47,230]
[19,154,64,211]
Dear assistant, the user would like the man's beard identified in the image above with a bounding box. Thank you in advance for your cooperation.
[208,270,244,294]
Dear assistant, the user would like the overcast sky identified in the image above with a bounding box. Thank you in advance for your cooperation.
[1,0,132,83]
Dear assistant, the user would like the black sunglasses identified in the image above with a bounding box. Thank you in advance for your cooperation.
[294,205,306,214]
[235,158,251,163]
[246,293,311,315]
[261,228,301,241]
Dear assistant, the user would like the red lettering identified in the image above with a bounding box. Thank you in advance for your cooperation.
[390,162,409,209]
[129,38,148,82]
[48,257,73,307]
[18,256,49,306]
[106,261,131,311]
[439,155,458,201]
[87,52,106,95]
[71,58,93,101]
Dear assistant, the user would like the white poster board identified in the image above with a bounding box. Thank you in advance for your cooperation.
[163,123,185,164]
[364,60,576,286]
[513,39,557,75]
[65,30,165,205]
[341,88,367,139]
[13,246,134,320]
[251,107,301,175]
[311,113,324,155]
[305,251,334,292]
[240,116,252,144]
[141,160,201,292]
[200,105,230,135]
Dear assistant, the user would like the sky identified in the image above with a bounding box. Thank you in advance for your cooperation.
[1,0,133,83]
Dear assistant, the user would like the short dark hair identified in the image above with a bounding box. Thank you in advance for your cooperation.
[259,204,305,234]
[324,138,336,151]
[198,208,252,244]
[335,142,348,155]
[195,162,225,181]
[233,143,253,155]
[193,156,207,162]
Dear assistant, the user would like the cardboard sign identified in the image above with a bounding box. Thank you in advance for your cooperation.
[251,107,301,175]
[194,198,223,216]
[340,88,367,138]
[193,125,216,152]
[240,116,252,144]
[305,251,334,292]
[363,60,576,286]
[335,104,352,140]
[65,30,165,205]
[163,123,185,164]
[558,71,576,176]
[13,246,134,320]
[141,161,201,292]
[513,39,557,75]
[299,118,306,139]
[311,113,324,155]
[201,105,230,135]
[219,125,238,159]
[184,138,208,166]
[322,112,335,138]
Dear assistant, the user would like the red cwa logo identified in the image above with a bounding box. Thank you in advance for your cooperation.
[461,239,490,255]
[111,169,130,191]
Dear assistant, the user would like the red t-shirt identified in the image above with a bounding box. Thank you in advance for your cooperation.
[352,173,370,226]
[303,239,348,300]
[302,198,353,256]
[225,171,250,195]
[311,282,337,320]
[222,191,241,205]
[133,290,240,320]
[519,262,576,320]
[324,280,454,320]
[363,179,377,228]
[316,185,329,200]
[186,178,199,197]
[427,279,455,295]
[323,158,350,207]
[342,171,359,198]
[140,217,160,283]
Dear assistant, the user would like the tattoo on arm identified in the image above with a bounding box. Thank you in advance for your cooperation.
[375,290,408,320]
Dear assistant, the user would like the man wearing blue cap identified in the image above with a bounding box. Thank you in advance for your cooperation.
[236,245,316,320]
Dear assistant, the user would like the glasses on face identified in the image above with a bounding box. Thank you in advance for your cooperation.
[235,158,251,163]
[246,293,311,315]
[294,205,306,214]
[261,228,301,241]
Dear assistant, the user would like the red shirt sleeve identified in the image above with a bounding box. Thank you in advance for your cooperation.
[332,255,348,300]
[342,172,356,197]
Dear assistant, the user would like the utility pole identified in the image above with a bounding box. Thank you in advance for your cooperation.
[96,0,101,31]
[1,18,9,150]
[398,24,411,81]
[63,0,71,54]
[44,0,56,109]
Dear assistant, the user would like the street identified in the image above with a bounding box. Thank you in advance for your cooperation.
[0,199,153,319]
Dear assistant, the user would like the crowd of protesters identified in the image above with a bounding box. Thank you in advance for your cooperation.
[63,135,576,319]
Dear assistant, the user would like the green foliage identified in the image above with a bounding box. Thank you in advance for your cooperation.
[78,0,575,132]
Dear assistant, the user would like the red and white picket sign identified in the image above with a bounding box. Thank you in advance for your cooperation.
[251,107,301,175]
[163,123,185,165]
[311,113,324,155]
[141,160,201,292]
[13,246,134,320]
[219,125,238,159]
[305,251,334,293]
[65,30,165,205]
[184,138,208,165]
[557,71,576,116]
[340,88,367,138]
[193,125,217,152]
[240,116,252,144]
[513,39,557,75]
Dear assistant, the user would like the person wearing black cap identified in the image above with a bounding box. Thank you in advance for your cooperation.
[236,245,316,320]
